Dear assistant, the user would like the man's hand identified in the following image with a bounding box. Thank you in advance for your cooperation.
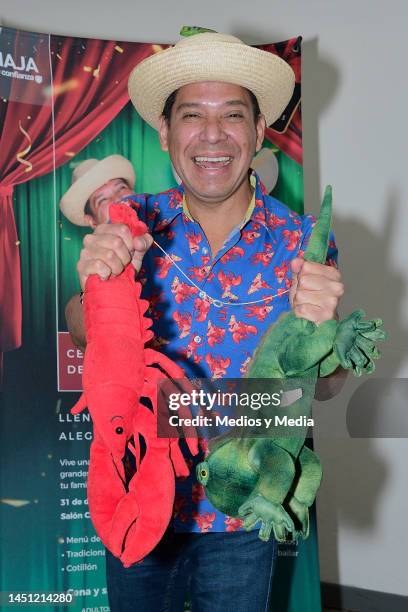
[289,257,344,325]
[77,222,153,290]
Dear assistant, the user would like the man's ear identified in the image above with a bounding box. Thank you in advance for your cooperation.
[84,214,97,230]
[255,114,266,153]
[158,115,169,152]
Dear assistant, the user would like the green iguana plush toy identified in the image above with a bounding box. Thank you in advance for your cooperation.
[196,186,386,543]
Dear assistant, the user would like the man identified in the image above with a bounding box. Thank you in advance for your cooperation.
[66,32,345,611]
[60,154,135,229]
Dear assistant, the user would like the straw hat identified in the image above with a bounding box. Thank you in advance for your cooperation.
[128,32,295,130]
[59,155,135,226]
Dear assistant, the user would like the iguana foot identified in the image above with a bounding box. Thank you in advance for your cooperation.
[238,495,295,543]
[288,496,309,539]
[334,310,386,376]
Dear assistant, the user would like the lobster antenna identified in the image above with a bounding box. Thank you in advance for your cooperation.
[303,185,332,265]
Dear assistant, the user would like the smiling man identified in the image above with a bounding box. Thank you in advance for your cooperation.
[158,81,265,258]
[65,32,345,611]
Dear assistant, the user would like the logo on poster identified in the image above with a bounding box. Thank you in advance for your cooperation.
[0,51,43,83]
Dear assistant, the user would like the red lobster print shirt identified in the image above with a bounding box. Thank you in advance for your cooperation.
[125,171,338,534]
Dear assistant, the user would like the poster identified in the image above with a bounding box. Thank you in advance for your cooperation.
[0,25,320,611]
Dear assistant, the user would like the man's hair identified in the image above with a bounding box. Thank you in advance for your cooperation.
[84,178,130,218]
[84,199,92,217]
[162,87,261,124]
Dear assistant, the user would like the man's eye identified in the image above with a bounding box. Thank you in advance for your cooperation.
[227,113,244,119]
[183,113,200,119]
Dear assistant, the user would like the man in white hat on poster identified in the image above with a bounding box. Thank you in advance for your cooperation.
[60,154,136,229]
[65,31,345,611]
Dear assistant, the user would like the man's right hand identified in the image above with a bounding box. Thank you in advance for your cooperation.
[77,223,153,290]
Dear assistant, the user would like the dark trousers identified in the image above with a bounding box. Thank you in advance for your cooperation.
[106,528,277,612]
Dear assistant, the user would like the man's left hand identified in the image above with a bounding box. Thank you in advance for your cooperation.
[289,257,344,325]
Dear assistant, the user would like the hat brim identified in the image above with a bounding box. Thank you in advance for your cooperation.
[59,156,135,226]
[128,39,295,129]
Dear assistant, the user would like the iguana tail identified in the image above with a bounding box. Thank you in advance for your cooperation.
[303,185,332,265]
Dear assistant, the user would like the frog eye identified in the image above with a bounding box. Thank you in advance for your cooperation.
[197,462,209,484]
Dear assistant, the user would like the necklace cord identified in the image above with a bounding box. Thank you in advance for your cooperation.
[152,239,291,308]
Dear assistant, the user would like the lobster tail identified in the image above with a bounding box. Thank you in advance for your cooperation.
[303,185,332,265]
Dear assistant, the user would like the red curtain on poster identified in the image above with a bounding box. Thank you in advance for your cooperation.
[260,38,302,166]
[0,28,164,359]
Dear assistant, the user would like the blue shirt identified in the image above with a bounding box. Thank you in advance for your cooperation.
[126,171,338,533]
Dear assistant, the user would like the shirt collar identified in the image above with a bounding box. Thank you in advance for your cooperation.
[181,171,257,224]
[151,170,267,232]
[150,185,184,233]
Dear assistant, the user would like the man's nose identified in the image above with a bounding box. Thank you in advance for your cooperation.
[199,117,227,143]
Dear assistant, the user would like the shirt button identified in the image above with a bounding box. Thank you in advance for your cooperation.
[194,335,202,344]
[201,247,209,255]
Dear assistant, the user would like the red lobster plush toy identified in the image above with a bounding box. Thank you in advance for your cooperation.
[71,203,198,567]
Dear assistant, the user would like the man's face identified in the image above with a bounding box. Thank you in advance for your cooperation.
[86,178,133,227]
[158,82,265,206]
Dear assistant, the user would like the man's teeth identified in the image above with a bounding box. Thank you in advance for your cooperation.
[194,156,231,162]
[194,156,232,167]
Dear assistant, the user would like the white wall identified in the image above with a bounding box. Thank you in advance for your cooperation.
[2,0,407,597]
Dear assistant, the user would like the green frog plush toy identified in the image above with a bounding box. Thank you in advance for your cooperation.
[196,186,385,543]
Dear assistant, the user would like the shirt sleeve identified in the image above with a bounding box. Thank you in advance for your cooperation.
[299,213,339,268]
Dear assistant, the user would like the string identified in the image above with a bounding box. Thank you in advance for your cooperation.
[152,239,291,308]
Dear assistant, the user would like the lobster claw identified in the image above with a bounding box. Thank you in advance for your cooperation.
[86,428,129,550]
[110,404,176,566]
[85,377,199,566]
[87,401,181,567]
